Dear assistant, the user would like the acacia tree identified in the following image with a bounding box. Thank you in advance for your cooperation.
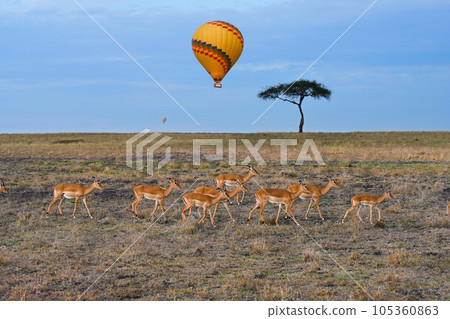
[257,80,332,133]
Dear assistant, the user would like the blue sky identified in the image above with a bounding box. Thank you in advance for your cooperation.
[1,0,449,133]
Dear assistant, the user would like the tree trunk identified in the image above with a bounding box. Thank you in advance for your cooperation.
[298,96,305,133]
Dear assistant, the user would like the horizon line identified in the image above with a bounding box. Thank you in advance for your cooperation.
[0,130,449,135]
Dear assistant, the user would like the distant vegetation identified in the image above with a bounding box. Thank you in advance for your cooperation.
[257,80,332,133]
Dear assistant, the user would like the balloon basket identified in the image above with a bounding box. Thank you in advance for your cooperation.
[214,83,222,88]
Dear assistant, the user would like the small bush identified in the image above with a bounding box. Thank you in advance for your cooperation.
[388,251,408,266]
[302,249,319,263]
[252,239,266,254]
[89,163,103,172]
[179,222,198,235]
[373,221,386,228]
[349,251,359,262]
[424,217,448,228]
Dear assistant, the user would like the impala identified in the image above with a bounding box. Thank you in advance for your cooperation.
[0,179,8,193]
[288,177,340,220]
[47,177,104,218]
[247,181,310,226]
[181,188,231,227]
[341,191,394,224]
[216,165,259,204]
[194,181,248,222]
[132,178,181,220]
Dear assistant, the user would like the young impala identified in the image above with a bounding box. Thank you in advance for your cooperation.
[181,188,231,227]
[47,177,104,218]
[131,178,181,220]
[216,165,259,204]
[342,191,394,224]
[194,181,248,222]
[288,177,340,220]
[0,179,8,193]
[247,181,310,226]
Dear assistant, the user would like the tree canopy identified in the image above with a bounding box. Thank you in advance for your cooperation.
[257,80,332,132]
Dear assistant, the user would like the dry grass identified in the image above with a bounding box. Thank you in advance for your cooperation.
[0,131,449,301]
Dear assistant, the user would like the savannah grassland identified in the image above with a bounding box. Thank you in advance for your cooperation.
[0,131,449,301]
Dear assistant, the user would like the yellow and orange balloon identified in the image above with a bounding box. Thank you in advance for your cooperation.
[192,21,244,88]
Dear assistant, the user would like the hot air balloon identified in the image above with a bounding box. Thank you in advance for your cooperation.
[161,116,167,123]
[192,21,244,88]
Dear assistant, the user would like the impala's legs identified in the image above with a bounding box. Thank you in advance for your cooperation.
[305,200,314,219]
[131,199,136,216]
[181,203,192,221]
[212,202,234,223]
[275,204,283,225]
[212,203,220,221]
[375,206,382,221]
[223,202,234,222]
[286,200,296,219]
[247,201,260,224]
[257,203,267,225]
[133,195,143,219]
[355,206,363,222]
[369,205,374,224]
[342,205,357,223]
[192,206,203,218]
[159,201,165,214]
[314,199,324,220]
[239,190,246,204]
[47,195,61,217]
[82,198,93,219]
[287,205,300,225]
[73,197,80,218]
[149,200,165,219]
[148,201,158,218]
[198,207,208,224]
[208,208,215,226]
[57,197,65,217]
[131,196,137,215]
[285,203,292,219]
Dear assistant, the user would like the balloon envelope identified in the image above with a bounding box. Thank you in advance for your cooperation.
[161,116,167,123]
[192,21,244,88]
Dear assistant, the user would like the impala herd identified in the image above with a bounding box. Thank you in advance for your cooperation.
[0,166,448,226]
